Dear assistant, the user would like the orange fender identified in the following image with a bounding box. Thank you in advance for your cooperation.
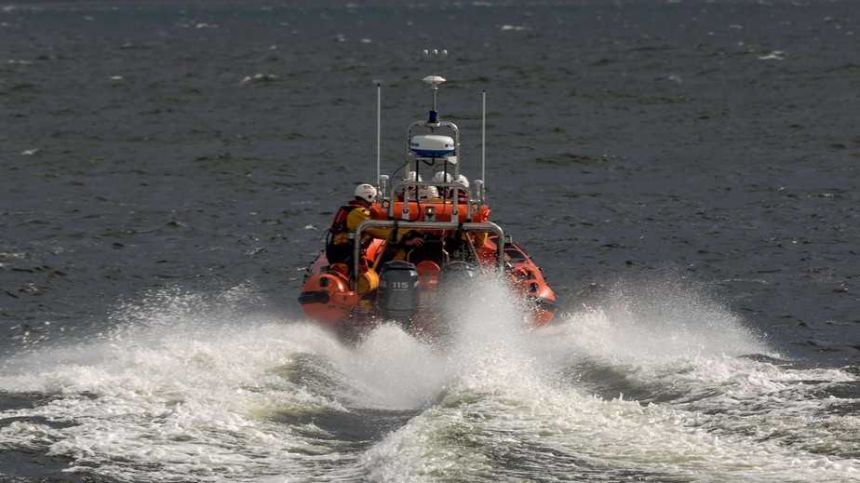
[299,272,359,325]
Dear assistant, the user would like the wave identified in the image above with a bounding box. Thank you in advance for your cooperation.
[0,279,856,482]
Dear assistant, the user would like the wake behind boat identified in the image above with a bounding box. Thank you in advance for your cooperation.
[299,72,557,340]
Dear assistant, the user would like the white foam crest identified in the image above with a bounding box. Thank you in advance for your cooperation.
[363,278,860,482]
[362,275,543,482]
[2,280,857,481]
[440,274,546,395]
[523,283,858,457]
[365,363,859,482]
[317,276,543,411]
[554,282,767,364]
[0,280,547,481]
[328,323,447,410]
[531,281,858,458]
[0,287,373,481]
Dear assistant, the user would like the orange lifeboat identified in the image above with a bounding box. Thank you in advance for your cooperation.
[297,72,558,339]
[298,201,558,339]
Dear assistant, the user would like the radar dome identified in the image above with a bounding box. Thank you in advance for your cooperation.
[410,134,455,158]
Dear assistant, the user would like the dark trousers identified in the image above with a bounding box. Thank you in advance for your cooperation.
[326,242,353,267]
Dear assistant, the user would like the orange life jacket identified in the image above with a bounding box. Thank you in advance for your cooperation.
[328,200,364,246]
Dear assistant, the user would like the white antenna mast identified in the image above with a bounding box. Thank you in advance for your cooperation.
[482,90,486,186]
[374,79,382,185]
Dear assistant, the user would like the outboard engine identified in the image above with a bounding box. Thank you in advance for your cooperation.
[440,260,478,297]
[441,261,478,285]
[377,261,419,325]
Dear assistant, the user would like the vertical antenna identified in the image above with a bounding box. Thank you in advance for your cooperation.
[481,90,486,186]
[375,80,382,185]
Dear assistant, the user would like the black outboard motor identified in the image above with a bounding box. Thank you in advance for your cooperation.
[377,261,419,324]
[441,261,478,285]
[439,261,479,302]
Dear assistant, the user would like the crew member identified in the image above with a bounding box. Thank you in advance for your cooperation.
[432,171,453,189]
[419,185,439,201]
[398,171,422,201]
[450,174,469,202]
[326,183,422,275]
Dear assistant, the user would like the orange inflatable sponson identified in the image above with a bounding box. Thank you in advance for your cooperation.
[375,202,490,223]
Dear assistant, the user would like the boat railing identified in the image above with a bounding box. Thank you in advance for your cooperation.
[353,220,505,286]
[386,180,474,219]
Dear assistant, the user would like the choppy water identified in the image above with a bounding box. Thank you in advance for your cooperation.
[1,281,858,482]
[1,0,858,481]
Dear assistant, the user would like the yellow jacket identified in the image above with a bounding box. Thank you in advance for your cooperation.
[331,206,407,245]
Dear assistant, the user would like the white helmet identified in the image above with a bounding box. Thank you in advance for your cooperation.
[455,174,469,189]
[354,183,377,203]
[403,171,423,182]
[418,185,439,200]
[433,171,453,184]
[402,171,422,198]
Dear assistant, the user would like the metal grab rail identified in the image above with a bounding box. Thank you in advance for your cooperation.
[352,220,505,286]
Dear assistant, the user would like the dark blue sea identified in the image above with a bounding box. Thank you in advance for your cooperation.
[1,1,858,481]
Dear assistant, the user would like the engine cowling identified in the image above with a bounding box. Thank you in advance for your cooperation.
[441,261,478,285]
[377,261,419,324]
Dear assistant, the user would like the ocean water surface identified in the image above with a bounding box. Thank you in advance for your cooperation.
[1,0,858,481]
